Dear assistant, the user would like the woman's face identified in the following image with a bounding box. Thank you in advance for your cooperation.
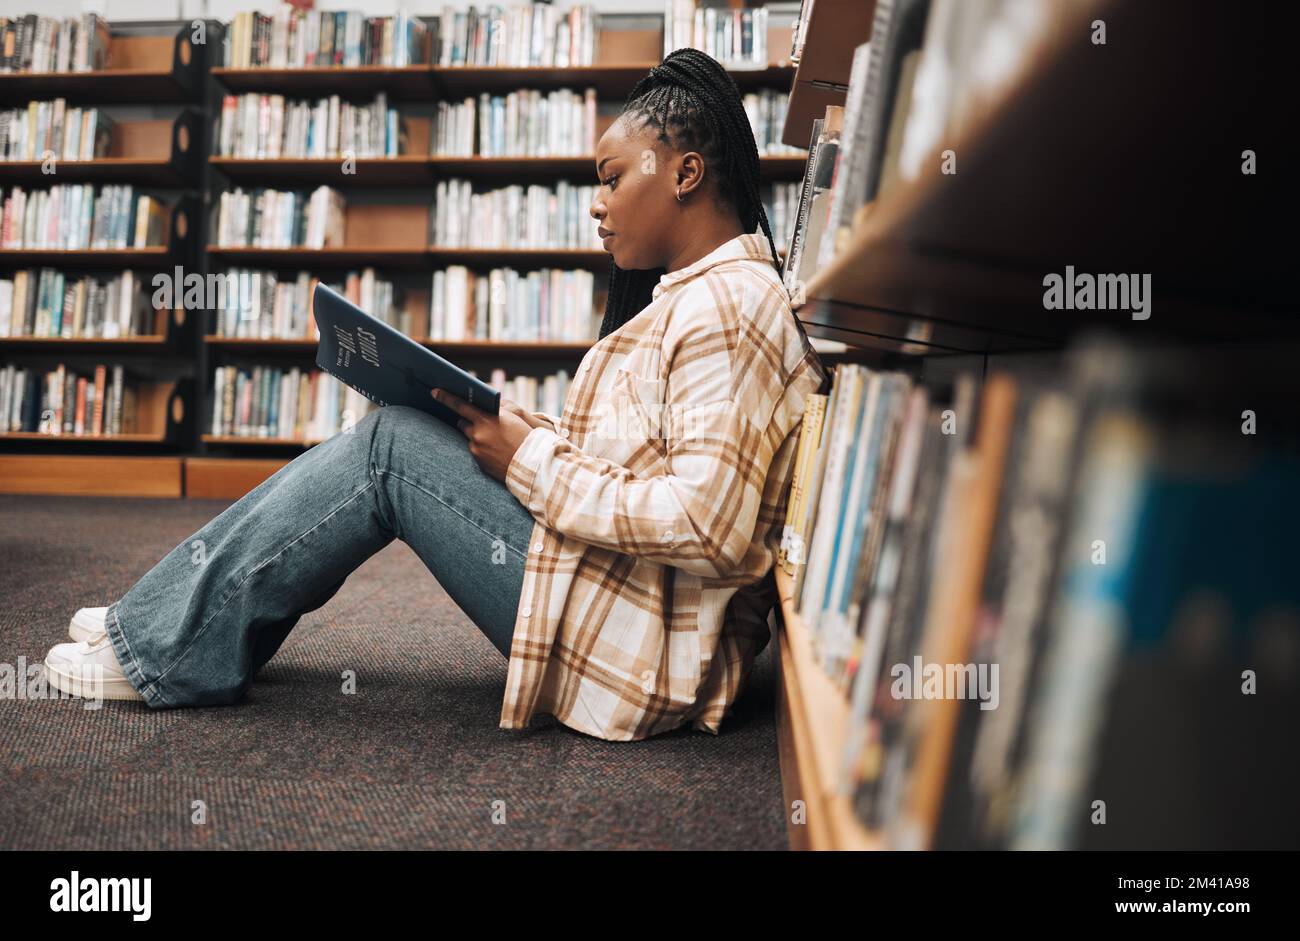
[589,114,682,271]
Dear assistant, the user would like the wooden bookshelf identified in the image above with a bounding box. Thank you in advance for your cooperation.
[782,0,876,148]
[201,434,322,447]
[791,0,1290,355]
[0,454,182,496]
[0,305,185,350]
[184,456,288,498]
[773,565,882,851]
[0,192,197,267]
[0,109,203,185]
[0,20,204,495]
[0,26,204,104]
[0,378,189,446]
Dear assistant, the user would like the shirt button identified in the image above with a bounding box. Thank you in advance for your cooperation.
[662,530,674,542]
[533,541,543,552]
[560,428,570,438]
[521,606,531,617]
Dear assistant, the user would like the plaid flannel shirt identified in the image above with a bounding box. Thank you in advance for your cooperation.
[500,233,829,741]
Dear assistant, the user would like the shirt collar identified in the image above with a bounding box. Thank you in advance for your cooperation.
[651,233,778,300]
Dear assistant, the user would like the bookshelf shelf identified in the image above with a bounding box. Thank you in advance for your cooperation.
[427,246,610,268]
[0,158,178,185]
[205,246,431,270]
[210,155,435,186]
[202,434,319,448]
[204,336,592,357]
[209,63,796,100]
[208,154,808,187]
[0,431,168,443]
[772,564,882,851]
[211,65,437,99]
[0,28,203,104]
[0,336,171,351]
[0,247,175,267]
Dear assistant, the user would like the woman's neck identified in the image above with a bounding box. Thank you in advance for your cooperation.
[664,219,746,274]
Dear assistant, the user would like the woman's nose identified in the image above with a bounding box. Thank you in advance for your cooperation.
[589,196,604,220]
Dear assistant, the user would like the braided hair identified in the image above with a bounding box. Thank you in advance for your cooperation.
[597,47,814,357]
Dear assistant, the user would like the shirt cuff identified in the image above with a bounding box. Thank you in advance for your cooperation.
[505,425,558,509]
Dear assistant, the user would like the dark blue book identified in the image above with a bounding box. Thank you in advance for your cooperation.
[312,282,500,430]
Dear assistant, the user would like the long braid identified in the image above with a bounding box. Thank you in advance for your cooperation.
[597,47,817,363]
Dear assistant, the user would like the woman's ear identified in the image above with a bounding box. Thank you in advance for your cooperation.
[676,151,706,198]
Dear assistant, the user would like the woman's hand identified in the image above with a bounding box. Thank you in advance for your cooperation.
[433,388,535,482]
[500,399,549,430]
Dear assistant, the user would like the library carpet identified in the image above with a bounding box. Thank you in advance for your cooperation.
[0,495,788,850]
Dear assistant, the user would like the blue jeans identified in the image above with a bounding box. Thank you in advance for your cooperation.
[103,405,535,708]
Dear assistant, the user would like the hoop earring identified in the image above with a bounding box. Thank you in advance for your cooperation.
[676,189,685,203]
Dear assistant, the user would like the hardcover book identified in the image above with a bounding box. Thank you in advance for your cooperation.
[312,282,500,430]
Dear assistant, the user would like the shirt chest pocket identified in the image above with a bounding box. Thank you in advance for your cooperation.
[594,367,668,468]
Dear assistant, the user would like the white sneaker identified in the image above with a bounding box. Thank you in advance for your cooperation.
[44,630,144,701]
[68,606,109,643]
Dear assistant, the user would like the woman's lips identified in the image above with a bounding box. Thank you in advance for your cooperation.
[601,234,615,249]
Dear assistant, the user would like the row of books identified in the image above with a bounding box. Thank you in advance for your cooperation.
[782,0,1067,288]
[208,363,574,441]
[210,365,375,441]
[430,266,597,341]
[434,4,597,68]
[0,14,110,74]
[432,88,598,158]
[664,1,772,68]
[0,185,168,250]
[431,178,601,251]
[0,101,114,163]
[0,269,152,339]
[779,338,1300,848]
[223,9,428,69]
[0,362,132,435]
[211,185,345,250]
[215,93,401,160]
[745,89,805,156]
[205,265,599,344]
[208,269,393,342]
[221,5,599,71]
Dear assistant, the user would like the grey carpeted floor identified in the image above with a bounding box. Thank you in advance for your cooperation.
[0,494,789,850]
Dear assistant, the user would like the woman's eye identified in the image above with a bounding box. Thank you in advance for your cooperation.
[602,176,618,189]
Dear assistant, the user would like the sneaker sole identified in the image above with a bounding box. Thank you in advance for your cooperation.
[43,661,144,701]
